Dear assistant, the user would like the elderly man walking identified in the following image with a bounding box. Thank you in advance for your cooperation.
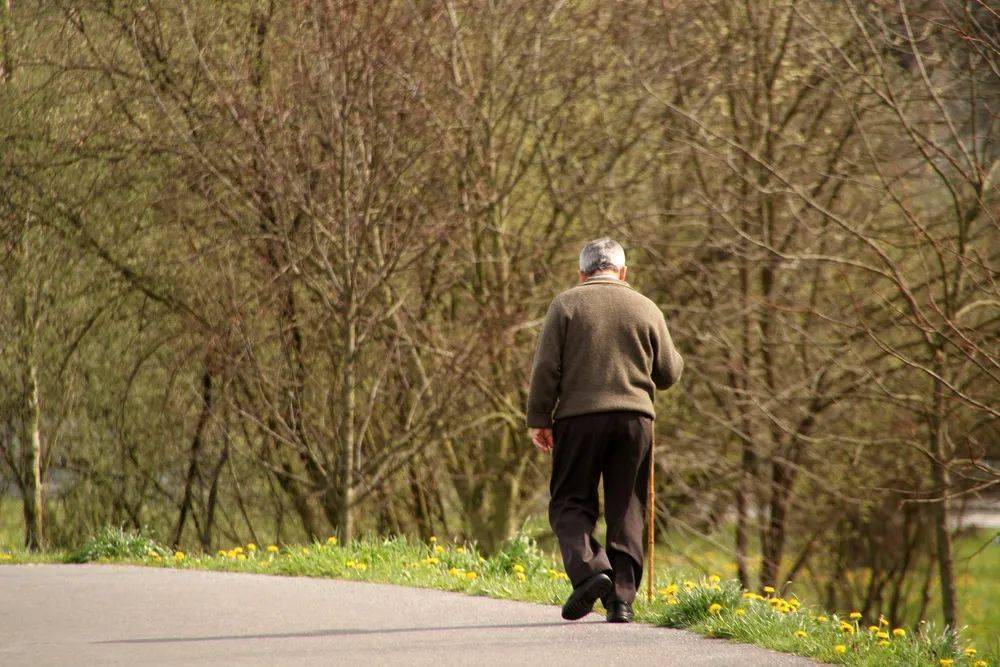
[526,238,684,623]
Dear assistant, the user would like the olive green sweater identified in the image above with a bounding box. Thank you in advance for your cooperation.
[526,275,684,428]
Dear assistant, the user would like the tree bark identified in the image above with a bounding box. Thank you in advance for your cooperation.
[23,356,43,551]
[929,347,957,631]
[338,315,357,543]
[171,367,213,547]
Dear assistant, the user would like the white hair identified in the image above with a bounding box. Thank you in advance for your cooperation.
[579,237,626,276]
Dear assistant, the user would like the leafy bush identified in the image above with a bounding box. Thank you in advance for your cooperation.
[68,527,169,563]
[488,533,549,575]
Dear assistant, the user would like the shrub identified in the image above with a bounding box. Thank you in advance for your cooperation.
[487,533,550,576]
[68,527,169,563]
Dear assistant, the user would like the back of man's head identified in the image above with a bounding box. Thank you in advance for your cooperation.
[579,237,626,276]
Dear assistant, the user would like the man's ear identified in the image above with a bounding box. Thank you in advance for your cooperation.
[619,266,628,281]
[579,271,588,283]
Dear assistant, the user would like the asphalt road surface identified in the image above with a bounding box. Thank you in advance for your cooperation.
[2,564,815,666]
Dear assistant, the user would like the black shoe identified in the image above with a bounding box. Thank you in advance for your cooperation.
[606,600,633,623]
[561,572,614,620]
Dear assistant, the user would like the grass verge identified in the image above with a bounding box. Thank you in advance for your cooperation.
[1,530,994,667]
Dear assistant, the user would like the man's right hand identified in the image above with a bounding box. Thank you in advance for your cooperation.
[530,428,554,453]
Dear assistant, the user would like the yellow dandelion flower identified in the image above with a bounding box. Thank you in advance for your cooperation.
[708,574,721,584]
[963,648,976,657]
[422,557,439,565]
[267,545,279,553]
[173,551,185,560]
[355,563,367,572]
[448,567,460,576]
[708,603,723,615]
[465,571,477,581]
[939,660,954,667]
[216,550,227,557]
[346,559,356,567]
[877,640,890,647]
[876,631,889,640]
[227,549,238,558]
[246,543,257,552]
[833,645,847,655]
[868,625,879,633]
[710,584,722,591]
[429,536,437,542]
[660,584,678,596]
[456,547,465,553]
[683,580,696,589]
[879,616,889,626]
[763,586,775,594]
[891,628,905,638]
[233,546,244,554]
[301,548,309,555]
[973,661,987,667]
[434,545,444,554]
[327,536,337,545]
[735,608,746,616]
[237,554,246,561]
[815,615,828,623]
[513,564,525,574]
[794,630,807,638]
[849,612,862,620]
[515,572,526,582]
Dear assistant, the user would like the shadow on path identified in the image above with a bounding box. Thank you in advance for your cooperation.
[99,620,609,645]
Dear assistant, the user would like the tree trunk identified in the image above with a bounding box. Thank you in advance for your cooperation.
[23,357,43,551]
[200,436,230,550]
[171,367,213,547]
[1,0,14,83]
[338,315,356,543]
[760,459,792,589]
[929,348,957,630]
[734,439,754,589]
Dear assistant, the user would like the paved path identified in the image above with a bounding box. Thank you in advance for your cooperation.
[1,564,815,666]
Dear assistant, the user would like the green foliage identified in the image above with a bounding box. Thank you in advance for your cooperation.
[488,533,549,576]
[67,527,169,563]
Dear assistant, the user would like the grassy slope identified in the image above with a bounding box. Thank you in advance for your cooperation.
[646,524,1000,658]
[2,526,994,667]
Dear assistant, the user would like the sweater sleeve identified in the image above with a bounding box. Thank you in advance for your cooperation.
[651,310,684,390]
[525,299,565,428]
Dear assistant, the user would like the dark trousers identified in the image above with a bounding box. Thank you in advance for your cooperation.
[549,411,652,604]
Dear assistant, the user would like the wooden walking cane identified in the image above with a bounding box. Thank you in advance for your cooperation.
[646,421,656,603]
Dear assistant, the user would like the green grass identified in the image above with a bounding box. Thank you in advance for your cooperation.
[3,528,994,667]
[645,525,1000,656]
[954,531,1000,656]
